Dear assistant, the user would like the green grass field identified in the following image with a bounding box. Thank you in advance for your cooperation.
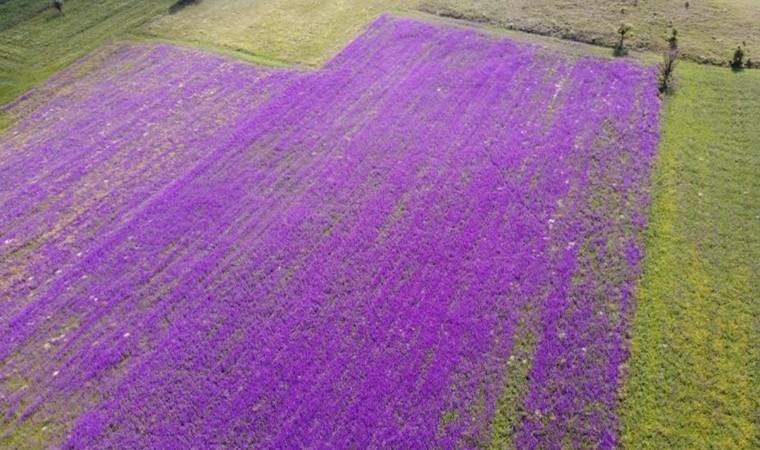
[419,0,760,65]
[0,0,174,108]
[622,63,760,448]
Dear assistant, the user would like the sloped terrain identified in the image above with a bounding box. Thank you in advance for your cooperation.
[0,16,660,448]
[420,0,760,65]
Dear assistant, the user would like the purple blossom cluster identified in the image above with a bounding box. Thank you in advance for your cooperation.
[0,16,659,448]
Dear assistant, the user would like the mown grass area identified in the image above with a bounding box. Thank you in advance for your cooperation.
[142,0,417,66]
[0,0,175,108]
[419,0,759,66]
[622,63,760,448]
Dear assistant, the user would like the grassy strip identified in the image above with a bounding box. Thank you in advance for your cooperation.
[621,63,760,448]
[488,318,537,449]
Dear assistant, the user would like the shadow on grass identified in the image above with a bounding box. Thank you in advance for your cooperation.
[613,46,628,57]
[169,0,201,15]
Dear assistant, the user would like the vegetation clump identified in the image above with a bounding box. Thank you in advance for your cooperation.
[731,46,744,70]
[169,0,201,15]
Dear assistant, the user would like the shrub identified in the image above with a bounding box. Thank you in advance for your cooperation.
[169,0,200,14]
[731,46,744,69]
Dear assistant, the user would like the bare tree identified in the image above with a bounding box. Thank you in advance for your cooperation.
[659,49,679,94]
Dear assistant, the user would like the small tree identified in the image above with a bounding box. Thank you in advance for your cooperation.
[659,49,679,94]
[615,23,633,56]
[731,46,744,69]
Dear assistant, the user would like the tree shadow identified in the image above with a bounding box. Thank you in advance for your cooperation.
[169,0,201,15]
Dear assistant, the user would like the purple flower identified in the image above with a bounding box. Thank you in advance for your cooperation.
[0,15,659,449]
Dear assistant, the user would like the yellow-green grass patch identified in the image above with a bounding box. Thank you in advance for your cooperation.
[143,0,419,67]
[622,63,760,448]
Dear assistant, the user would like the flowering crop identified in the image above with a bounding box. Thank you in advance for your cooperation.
[0,16,659,448]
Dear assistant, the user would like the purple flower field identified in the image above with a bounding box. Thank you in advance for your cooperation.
[0,16,659,448]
